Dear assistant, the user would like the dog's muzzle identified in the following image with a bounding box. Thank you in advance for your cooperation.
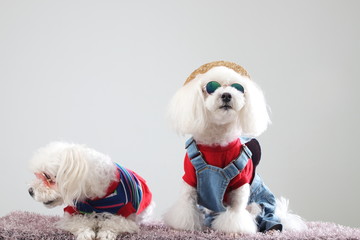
[221,93,232,103]
[220,93,232,110]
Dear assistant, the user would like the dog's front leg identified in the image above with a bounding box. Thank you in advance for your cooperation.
[57,213,97,240]
[212,184,257,234]
[97,213,139,240]
[163,181,203,231]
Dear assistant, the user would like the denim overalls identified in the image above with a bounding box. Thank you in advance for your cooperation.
[185,137,282,232]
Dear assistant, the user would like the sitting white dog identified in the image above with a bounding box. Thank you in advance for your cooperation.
[28,142,153,240]
[164,61,306,234]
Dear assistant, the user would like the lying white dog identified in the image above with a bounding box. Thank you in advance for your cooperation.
[164,61,306,233]
[28,142,153,240]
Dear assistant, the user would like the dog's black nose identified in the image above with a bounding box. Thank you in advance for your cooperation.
[221,93,232,103]
[28,187,34,197]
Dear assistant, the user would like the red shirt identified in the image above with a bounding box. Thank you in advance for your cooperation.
[64,168,152,217]
[183,138,254,197]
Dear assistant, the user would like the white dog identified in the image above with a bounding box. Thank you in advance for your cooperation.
[28,142,153,240]
[164,61,306,234]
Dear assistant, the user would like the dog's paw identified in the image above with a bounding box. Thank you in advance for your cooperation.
[97,230,117,240]
[97,215,139,235]
[75,229,96,240]
[212,209,257,234]
[163,207,203,231]
[121,220,140,233]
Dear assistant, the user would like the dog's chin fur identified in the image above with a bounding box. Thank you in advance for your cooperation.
[165,65,306,233]
[29,142,153,240]
[43,197,63,208]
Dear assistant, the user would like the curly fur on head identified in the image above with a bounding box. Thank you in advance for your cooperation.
[168,63,270,146]
[29,142,117,207]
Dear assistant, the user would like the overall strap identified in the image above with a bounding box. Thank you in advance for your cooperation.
[222,144,252,180]
[234,144,252,170]
[185,137,207,171]
[239,136,252,144]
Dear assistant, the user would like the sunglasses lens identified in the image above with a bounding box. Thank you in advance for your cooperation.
[205,81,221,94]
[231,83,244,93]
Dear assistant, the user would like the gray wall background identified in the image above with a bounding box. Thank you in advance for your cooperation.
[0,0,359,228]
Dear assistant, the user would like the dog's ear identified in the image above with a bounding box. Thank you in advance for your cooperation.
[56,146,89,206]
[238,80,271,137]
[168,79,207,135]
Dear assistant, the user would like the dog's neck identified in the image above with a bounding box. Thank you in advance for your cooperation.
[82,164,119,201]
[192,122,241,147]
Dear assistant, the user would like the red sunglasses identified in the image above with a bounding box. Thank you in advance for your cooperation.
[35,172,56,188]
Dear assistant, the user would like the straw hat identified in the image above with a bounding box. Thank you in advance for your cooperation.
[184,61,250,85]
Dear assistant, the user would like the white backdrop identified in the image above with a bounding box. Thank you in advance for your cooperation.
[0,0,359,228]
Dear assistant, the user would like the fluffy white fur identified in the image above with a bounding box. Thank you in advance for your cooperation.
[28,142,152,240]
[165,65,306,233]
[168,66,271,146]
[275,197,308,231]
[163,182,203,231]
[211,184,257,234]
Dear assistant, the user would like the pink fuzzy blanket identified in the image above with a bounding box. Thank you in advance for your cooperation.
[0,211,359,240]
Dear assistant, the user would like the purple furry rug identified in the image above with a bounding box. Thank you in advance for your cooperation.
[0,211,359,240]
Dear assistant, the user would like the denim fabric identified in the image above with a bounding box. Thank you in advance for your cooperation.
[185,137,283,232]
[192,158,239,212]
[249,174,283,232]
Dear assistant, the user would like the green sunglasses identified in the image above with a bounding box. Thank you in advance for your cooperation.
[204,81,245,94]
